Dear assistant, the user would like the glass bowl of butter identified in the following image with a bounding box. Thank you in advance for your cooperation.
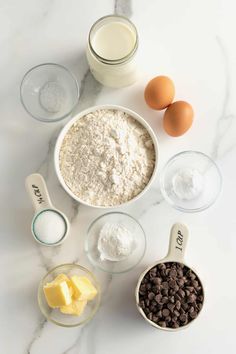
[38,264,101,327]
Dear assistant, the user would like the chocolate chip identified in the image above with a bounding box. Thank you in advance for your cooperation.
[167,303,175,312]
[174,285,179,292]
[174,310,180,317]
[172,322,180,328]
[140,301,145,309]
[149,306,155,312]
[155,294,162,303]
[169,269,177,278]
[180,314,187,322]
[148,292,155,300]
[178,289,185,298]
[186,286,194,292]
[172,316,178,322]
[159,263,166,270]
[175,293,182,301]
[166,316,172,323]
[162,281,169,289]
[152,285,161,293]
[169,280,176,288]
[161,269,167,276]
[149,269,157,277]
[192,280,199,288]
[182,302,189,311]
[144,308,150,315]
[163,308,170,317]
[162,289,168,296]
[152,277,162,285]
[190,311,197,319]
[162,296,168,304]
[188,294,197,303]
[199,295,204,302]
[176,300,181,310]
[178,279,185,287]
[189,306,194,313]
[158,321,167,328]
[140,284,146,292]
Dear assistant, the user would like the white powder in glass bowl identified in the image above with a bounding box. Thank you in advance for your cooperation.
[59,109,156,206]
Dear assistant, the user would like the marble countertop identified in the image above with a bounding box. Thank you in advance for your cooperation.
[1,0,236,353]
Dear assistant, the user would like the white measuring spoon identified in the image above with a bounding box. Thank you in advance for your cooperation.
[25,173,70,246]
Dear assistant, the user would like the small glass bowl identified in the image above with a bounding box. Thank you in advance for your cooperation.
[160,151,222,213]
[85,212,146,274]
[20,63,79,122]
[38,264,101,327]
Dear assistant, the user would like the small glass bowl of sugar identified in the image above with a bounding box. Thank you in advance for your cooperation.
[20,63,79,122]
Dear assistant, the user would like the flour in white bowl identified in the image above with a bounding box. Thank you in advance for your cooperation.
[59,109,156,206]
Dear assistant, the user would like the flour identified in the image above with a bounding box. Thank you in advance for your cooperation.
[59,109,156,206]
[98,222,136,261]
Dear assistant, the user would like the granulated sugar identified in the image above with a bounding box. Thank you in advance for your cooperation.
[59,109,156,206]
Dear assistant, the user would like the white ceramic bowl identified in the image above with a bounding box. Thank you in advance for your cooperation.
[54,104,159,208]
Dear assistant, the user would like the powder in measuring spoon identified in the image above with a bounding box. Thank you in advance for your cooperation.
[33,210,66,244]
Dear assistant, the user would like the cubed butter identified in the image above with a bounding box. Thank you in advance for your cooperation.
[43,280,72,308]
[60,300,87,316]
[53,274,74,297]
[70,275,97,301]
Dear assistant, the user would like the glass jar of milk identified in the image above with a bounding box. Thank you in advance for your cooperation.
[86,15,139,88]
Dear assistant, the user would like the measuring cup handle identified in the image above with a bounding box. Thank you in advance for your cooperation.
[25,173,53,212]
[166,223,189,262]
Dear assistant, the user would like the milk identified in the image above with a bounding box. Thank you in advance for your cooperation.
[87,15,139,88]
[91,21,136,60]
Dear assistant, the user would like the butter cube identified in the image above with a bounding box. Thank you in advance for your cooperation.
[54,274,74,297]
[60,300,87,316]
[43,280,72,308]
[70,275,97,301]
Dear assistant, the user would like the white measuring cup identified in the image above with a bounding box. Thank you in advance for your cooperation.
[25,173,70,246]
[135,223,205,331]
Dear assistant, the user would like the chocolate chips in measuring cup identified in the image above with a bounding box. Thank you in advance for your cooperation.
[138,262,204,329]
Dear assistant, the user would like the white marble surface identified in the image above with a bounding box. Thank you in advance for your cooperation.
[1,0,236,353]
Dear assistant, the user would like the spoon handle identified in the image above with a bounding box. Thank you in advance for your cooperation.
[166,223,189,263]
[25,173,53,212]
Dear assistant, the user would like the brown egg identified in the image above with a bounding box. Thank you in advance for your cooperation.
[163,101,194,137]
[144,76,175,110]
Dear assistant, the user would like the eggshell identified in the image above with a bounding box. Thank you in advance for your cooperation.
[163,101,194,137]
[144,76,175,110]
